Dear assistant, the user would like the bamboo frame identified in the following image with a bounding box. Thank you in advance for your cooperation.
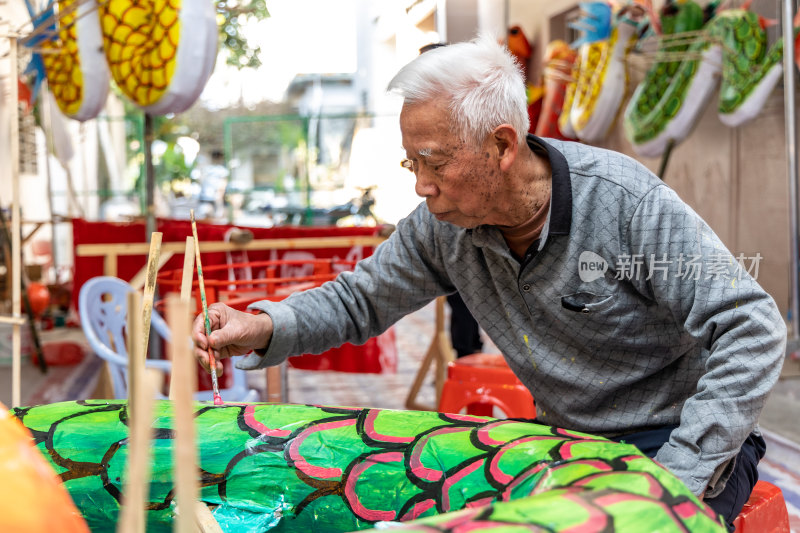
[18,0,99,46]
[75,232,392,405]
[6,34,24,408]
[75,235,386,278]
[405,297,455,411]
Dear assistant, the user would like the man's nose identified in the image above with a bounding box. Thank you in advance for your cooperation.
[414,173,438,198]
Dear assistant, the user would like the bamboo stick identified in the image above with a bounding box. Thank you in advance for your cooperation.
[266,367,281,403]
[118,292,156,533]
[167,295,199,533]
[180,237,195,304]
[104,252,118,277]
[169,237,195,401]
[126,292,140,414]
[194,503,223,533]
[129,251,173,290]
[405,296,454,411]
[18,0,103,47]
[10,35,22,408]
[140,232,163,368]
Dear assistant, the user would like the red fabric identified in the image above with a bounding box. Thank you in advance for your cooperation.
[72,218,382,307]
[289,327,397,374]
[72,218,396,376]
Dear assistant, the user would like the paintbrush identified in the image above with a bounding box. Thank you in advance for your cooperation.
[189,210,223,405]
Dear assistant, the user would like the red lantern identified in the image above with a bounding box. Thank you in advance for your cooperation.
[26,282,50,316]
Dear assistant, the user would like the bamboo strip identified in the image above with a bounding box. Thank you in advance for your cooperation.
[75,235,387,257]
[180,237,195,304]
[169,237,195,401]
[10,35,22,408]
[118,292,155,533]
[129,250,173,290]
[167,295,199,533]
[140,233,163,367]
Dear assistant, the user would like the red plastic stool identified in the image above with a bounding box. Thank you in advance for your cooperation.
[733,480,790,533]
[438,353,535,418]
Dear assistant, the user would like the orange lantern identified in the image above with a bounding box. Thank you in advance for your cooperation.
[26,282,50,316]
[0,403,89,532]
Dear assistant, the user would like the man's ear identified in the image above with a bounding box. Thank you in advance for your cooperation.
[491,125,519,172]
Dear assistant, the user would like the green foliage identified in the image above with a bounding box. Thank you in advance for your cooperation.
[216,0,271,69]
[154,140,196,186]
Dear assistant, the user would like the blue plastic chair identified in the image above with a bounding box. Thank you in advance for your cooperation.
[79,276,259,402]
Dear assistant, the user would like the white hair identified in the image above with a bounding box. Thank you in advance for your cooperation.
[387,35,530,149]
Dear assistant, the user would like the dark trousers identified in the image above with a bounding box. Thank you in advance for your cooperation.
[611,426,765,532]
[447,292,482,358]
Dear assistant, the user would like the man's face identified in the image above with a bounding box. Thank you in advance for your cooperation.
[399,100,506,228]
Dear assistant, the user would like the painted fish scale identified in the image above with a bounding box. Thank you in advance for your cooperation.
[625,5,795,154]
[99,0,179,107]
[558,58,580,134]
[572,35,616,131]
[572,43,604,111]
[565,11,643,144]
[11,401,725,532]
[42,0,83,115]
[707,11,784,114]
[626,35,705,143]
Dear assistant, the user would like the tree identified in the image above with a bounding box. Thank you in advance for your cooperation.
[216,0,271,69]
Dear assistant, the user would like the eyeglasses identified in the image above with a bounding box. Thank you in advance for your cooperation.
[401,156,450,175]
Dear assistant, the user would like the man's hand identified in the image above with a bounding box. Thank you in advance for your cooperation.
[192,303,273,375]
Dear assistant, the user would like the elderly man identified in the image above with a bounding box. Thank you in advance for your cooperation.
[193,36,785,530]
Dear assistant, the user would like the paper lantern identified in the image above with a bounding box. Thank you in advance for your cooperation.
[32,0,217,120]
[98,0,218,114]
[39,0,110,121]
[0,403,89,532]
[535,40,578,140]
[26,281,50,316]
[624,5,794,158]
[558,3,646,144]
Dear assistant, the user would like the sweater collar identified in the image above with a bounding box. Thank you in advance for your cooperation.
[526,134,572,237]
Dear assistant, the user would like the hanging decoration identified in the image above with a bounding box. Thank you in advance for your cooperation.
[507,25,533,83]
[624,0,800,158]
[0,402,89,532]
[534,40,578,140]
[11,400,726,532]
[98,0,217,114]
[559,2,647,144]
[22,0,217,121]
[503,25,543,132]
[22,0,109,121]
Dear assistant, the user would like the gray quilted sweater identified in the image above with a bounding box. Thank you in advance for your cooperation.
[242,135,786,496]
